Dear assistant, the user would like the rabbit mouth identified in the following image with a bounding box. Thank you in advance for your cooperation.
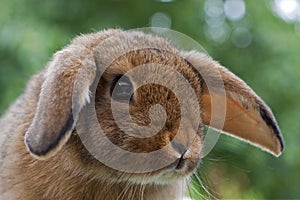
[171,157,199,175]
[148,157,200,184]
[158,153,200,177]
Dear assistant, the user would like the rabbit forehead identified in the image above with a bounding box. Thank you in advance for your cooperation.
[95,31,202,87]
[102,47,187,75]
[98,30,177,53]
[94,31,179,73]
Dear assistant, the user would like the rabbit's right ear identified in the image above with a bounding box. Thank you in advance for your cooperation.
[25,50,98,160]
[182,51,284,157]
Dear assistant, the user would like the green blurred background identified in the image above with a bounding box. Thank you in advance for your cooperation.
[0,0,299,199]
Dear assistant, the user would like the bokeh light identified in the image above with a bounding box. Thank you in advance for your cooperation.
[231,27,252,48]
[150,12,172,29]
[204,0,227,44]
[224,0,246,21]
[157,0,175,2]
[272,0,300,22]
[204,0,251,47]
[204,0,224,18]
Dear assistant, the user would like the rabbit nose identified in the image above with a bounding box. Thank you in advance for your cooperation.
[171,140,187,155]
[170,140,188,170]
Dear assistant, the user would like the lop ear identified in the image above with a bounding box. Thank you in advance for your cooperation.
[182,51,284,157]
[25,49,98,160]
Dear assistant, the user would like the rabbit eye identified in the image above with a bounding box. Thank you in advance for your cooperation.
[111,75,134,103]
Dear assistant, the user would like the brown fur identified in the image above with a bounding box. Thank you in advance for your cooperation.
[0,29,283,199]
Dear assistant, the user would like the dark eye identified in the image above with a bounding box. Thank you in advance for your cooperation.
[110,75,134,103]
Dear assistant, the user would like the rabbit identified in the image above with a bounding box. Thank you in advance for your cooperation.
[0,29,284,200]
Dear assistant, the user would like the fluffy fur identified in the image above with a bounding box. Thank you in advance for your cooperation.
[0,29,284,200]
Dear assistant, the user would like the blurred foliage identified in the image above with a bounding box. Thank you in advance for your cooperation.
[0,0,299,199]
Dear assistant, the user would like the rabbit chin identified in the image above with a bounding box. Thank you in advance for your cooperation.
[153,158,200,184]
[113,158,200,185]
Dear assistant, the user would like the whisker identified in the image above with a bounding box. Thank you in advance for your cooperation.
[192,184,208,200]
[193,171,219,200]
[131,183,139,200]
[190,175,210,200]
[103,170,130,199]
[117,180,131,200]
[139,174,147,200]
[185,177,194,200]
[181,178,185,199]
[122,172,138,200]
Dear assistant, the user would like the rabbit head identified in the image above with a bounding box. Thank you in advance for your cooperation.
[24,29,284,185]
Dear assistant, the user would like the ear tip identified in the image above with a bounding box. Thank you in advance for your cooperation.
[277,136,285,156]
[273,128,285,157]
[274,149,283,157]
[25,133,63,160]
[24,132,49,158]
[268,136,284,157]
[274,129,285,153]
[258,105,285,157]
[24,112,75,159]
[24,129,62,160]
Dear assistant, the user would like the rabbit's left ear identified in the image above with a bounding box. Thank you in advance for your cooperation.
[24,29,122,159]
[182,51,284,156]
[25,50,98,160]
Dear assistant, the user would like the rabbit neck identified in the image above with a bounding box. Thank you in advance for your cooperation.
[1,139,188,200]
